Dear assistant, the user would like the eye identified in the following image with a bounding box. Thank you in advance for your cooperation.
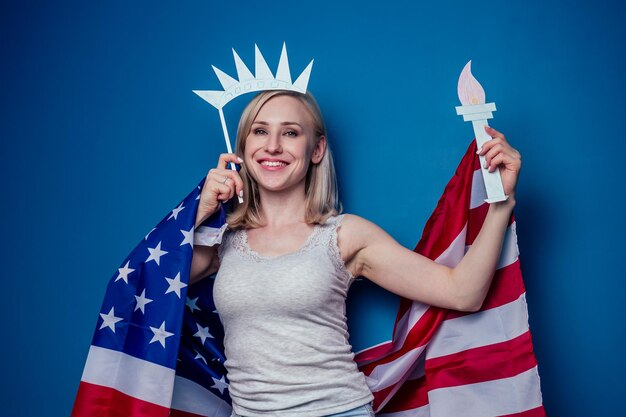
[284,130,298,137]
[253,128,268,135]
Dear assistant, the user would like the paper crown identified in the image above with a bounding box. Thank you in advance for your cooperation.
[193,43,314,110]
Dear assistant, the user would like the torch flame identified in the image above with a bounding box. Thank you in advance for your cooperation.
[458,60,486,105]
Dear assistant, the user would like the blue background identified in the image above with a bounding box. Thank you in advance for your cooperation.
[2,0,625,416]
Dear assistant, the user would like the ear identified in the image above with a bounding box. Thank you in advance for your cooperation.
[311,136,327,164]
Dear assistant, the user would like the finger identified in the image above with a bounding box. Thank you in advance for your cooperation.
[213,182,234,202]
[227,170,244,197]
[477,137,501,156]
[217,153,244,170]
[210,169,244,195]
[484,125,506,141]
[487,154,505,172]
[483,143,504,167]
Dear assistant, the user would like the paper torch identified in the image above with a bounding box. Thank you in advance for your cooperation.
[455,61,507,203]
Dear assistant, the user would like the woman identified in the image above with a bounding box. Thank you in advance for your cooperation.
[189,90,521,417]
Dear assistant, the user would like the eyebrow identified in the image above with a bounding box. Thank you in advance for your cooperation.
[252,121,303,128]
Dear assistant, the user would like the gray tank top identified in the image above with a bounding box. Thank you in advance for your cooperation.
[214,214,373,417]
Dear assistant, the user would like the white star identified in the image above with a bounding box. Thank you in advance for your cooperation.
[180,227,194,247]
[149,321,174,348]
[146,241,168,265]
[145,227,156,240]
[168,202,185,221]
[211,375,229,395]
[99,307,123,332]
[193,323,213,345]
[194,350,207,365]
[134,289,153,314]
[165,272,187,298]
[186,296,201,313]
[115,261,135,284]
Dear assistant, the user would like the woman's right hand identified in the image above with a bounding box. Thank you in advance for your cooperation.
[195,153,244,227]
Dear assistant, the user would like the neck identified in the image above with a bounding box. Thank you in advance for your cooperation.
[257,182,308,227]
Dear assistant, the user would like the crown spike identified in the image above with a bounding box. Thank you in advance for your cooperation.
[254,44,274,79]
[275,43,292,84]
[232,49,254,82]
[212,66,239,90]
[293,59,314,93]
[193,90,223,109]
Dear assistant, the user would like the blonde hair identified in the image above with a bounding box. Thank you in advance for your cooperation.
[227,90,340,229]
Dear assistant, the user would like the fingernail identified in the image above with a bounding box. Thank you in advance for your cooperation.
[476,147,482,154]
[237,157,243,163]
[239,190,243,197]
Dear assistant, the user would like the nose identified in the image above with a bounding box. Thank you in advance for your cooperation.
[264,131,282,154]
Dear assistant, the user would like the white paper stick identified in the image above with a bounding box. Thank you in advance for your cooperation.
[218,108,244,203]
[472,118,508,203]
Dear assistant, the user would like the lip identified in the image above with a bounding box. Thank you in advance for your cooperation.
[256,158,290,171]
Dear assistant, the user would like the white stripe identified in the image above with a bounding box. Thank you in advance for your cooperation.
[171,376,232,417]
[378,404,430,417]
[428,366,543,417]
[389,301,430,348]
[426,294,530,359]
[365,345,426,391]
[81,345,175,408]
[194,224,228,247]
[498,221,519,269]
[470,168,487,209]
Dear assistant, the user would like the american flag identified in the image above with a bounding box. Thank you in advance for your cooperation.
[355,141,545,416]
[72,141,544,417]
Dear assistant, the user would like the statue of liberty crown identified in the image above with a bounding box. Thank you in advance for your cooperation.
[193,43,314,110]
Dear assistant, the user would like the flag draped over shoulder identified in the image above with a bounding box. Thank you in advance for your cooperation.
[72,141,544,417]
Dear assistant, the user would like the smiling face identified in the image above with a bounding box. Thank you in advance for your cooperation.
[243,94,326,195]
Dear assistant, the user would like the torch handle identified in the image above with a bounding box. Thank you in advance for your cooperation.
[471,119,508,203]
[218,108,244,204]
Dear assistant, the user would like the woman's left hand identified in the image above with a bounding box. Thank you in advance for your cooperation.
[478,126,522,197]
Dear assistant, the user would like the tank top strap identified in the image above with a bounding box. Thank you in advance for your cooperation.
[316,214,355,285]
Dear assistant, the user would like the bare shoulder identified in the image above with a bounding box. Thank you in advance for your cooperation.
[338,213,392,239]
[336,214,392,276]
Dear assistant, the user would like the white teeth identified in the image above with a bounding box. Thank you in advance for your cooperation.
[261,161,287,167]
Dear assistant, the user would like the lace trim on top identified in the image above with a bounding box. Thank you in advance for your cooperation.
[233,223,325,262]
[326,214,355,285]
[225,215,355,285]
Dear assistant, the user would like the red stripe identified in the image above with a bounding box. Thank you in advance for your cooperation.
[72,381,170,417]
[371,383,396,412]
[466,201,516,246]
[446,260,526,320]
[354,340,394,363]
[467,201,489,244]
[377,375,429,413]
[414,142,477,261]
[425,331,538,389]
[498,405,546,417]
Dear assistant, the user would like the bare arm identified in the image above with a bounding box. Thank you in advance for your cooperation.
[190,245,220,285]
[344,199,514,312]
